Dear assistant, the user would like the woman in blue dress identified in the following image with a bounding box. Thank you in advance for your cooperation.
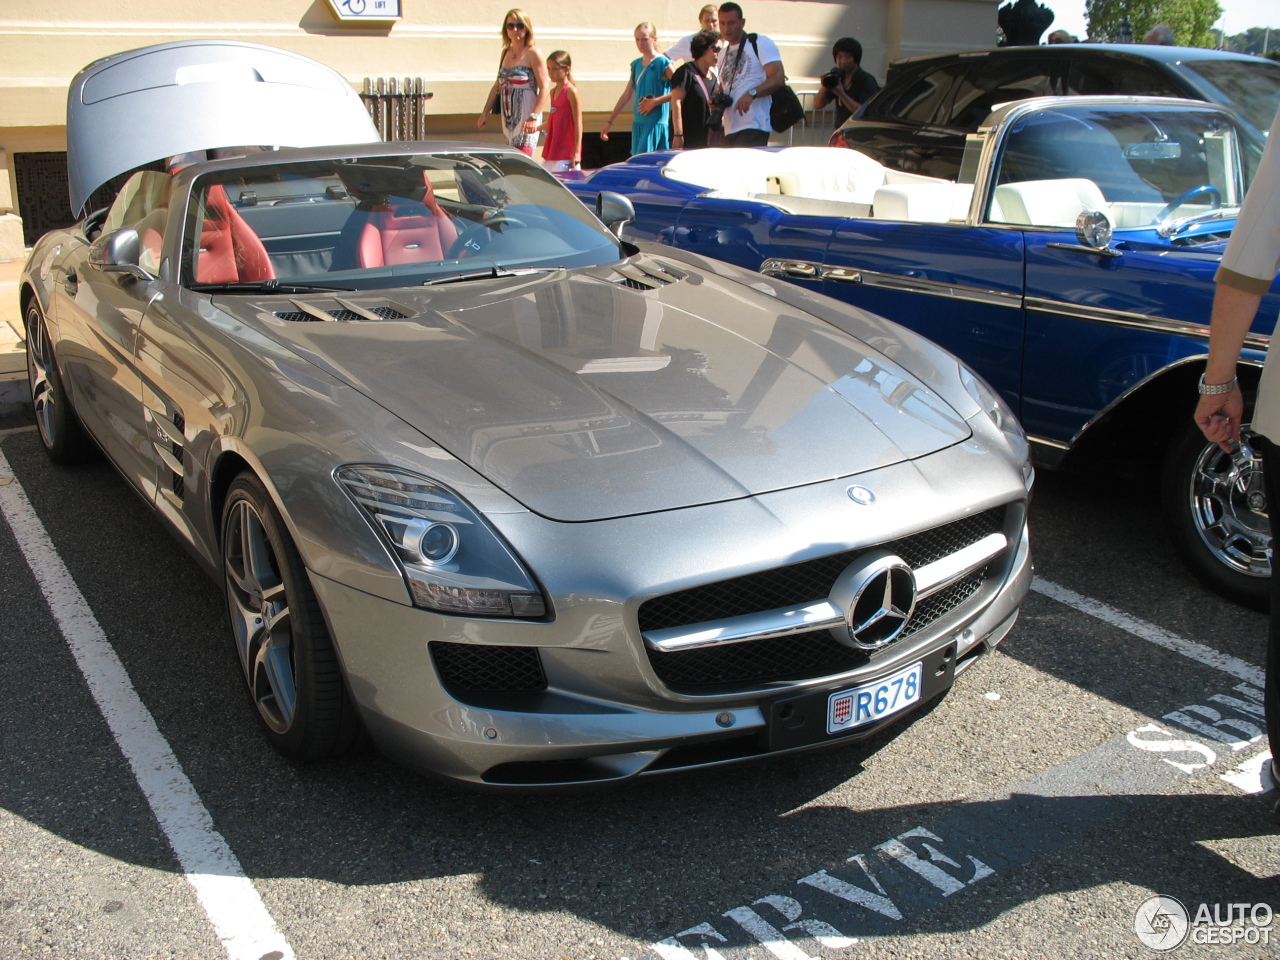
[601,23,673,155]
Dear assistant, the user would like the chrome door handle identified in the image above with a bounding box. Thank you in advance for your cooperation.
[760,258,819,279]
[820,266,863,284]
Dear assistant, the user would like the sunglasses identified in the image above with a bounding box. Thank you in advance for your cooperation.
[505,21,526,29]
[712,45,723,51]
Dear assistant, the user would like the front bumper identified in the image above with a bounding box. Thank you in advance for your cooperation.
[310,513,1030,787]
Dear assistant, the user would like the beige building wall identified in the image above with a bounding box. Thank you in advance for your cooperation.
[0,0,998,257]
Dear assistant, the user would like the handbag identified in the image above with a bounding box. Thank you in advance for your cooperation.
[745,34,805,132]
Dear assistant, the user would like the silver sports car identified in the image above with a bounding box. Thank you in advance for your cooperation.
[21,40,1033,786]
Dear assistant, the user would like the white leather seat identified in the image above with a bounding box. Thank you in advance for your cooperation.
[991,178,1108,227]
[765,147,888,205]
[872,182,972,223]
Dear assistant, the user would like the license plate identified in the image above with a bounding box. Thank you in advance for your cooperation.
[827,662,923,735]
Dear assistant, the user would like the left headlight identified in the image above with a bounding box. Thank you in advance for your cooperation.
[961,368,1034,492]
[336,465,547,619]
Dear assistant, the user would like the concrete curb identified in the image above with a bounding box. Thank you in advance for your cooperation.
[0,372,30,416]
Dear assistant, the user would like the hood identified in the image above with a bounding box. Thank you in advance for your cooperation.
[226,263,971,522]
[68,40,381,214]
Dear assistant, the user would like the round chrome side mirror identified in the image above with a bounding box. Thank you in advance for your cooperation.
[1075,210,1113,251]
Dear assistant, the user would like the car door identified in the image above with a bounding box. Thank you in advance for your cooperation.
[1019,236,1277,445]
[54,236,161,493]
[817,220,1026,412]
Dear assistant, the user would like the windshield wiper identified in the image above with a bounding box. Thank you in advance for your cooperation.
[422,266,554,286]
[189,280,356,294]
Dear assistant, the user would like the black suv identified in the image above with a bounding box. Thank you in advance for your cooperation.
[832,45,1280,179]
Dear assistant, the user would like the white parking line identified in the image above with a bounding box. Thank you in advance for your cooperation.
[0,447,295,960]
[1032,577,1265,687]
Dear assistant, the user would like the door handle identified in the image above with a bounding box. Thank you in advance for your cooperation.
[760,258,820,279]
[820,266,863,284]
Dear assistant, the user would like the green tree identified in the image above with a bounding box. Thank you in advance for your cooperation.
[1085,0,1222,47]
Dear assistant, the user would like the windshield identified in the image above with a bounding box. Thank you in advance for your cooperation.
[987,104,1261,231]
[181,151,621,289]
[1178,58,1280,137]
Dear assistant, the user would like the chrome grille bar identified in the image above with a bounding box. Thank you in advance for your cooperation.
[643,532,1007,654]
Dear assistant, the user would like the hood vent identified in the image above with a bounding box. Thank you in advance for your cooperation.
[611,261,686,291]
[271,298,412,322]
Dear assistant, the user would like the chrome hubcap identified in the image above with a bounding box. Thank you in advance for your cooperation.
[1188,435,1271,580]
[26,311,56,448]
[224,499,297,734]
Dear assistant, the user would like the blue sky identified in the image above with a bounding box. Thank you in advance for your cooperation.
[1036,0,1280,40]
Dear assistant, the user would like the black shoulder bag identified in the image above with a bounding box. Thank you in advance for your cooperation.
[746,33,805,132]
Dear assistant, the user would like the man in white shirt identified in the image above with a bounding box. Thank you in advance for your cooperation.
[665,5,719,64]
[715,2,784,146]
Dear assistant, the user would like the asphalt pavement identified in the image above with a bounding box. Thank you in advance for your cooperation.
[1,412,1277,960]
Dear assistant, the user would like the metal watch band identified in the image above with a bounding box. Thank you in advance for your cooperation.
[1198,374,1238,395]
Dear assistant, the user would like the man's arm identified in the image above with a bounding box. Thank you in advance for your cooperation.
[734,59,783,114]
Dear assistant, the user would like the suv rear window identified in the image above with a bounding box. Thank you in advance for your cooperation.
[878,62,968,124]
[1179,58,1280,136]
[946,60,1072,130]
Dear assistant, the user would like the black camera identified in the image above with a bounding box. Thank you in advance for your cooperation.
[711,91,733,108]
[820,67,843,90]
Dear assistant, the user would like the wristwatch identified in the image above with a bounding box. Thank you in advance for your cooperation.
[748,87,758,98]
[1198,374,1238,395]
[528,112,542,122]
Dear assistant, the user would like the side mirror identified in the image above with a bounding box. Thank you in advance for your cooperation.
[1075,210,1113,251]
[88,228,155,281]
[596,191,635,238]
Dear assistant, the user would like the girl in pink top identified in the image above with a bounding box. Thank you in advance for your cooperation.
[540,51,582,172]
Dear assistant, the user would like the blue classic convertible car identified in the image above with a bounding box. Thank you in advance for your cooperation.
[567,96,1280,607]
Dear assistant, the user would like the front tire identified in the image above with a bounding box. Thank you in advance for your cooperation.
[25,301,95,465]
[221,473,363,759]
[1162,415,1270,611]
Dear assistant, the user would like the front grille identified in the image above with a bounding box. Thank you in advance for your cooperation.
[638,507,1004,633]
[639,508,1007,692]
[651,629,867,688]
[328,309,364,322]
[371,305,408,319]
[430,641,547,695]
[274,310,321,322]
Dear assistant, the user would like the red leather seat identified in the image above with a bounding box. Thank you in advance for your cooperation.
[197,184,275,283]
[357,175,459,267]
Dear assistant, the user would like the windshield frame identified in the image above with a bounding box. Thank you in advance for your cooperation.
[964,96,1263,234]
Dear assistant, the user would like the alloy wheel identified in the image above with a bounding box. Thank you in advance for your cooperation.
[223,497,298,735]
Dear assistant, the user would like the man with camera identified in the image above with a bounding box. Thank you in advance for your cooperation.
[814,37,880,128]
[716,2,784,147]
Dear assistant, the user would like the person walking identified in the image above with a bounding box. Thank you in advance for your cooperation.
[539,50,582,171]
[601,23,674,155]
[670,30,722,149]
[715,2,783,147]
[1194,107,1280,810]
[813,37,880,128]
[477,9,551,156]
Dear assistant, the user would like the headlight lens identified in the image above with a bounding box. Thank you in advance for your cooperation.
[960,368,1034,490]
[336,465,547,618]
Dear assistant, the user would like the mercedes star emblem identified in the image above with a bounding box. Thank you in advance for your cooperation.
[827,550,917,650]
